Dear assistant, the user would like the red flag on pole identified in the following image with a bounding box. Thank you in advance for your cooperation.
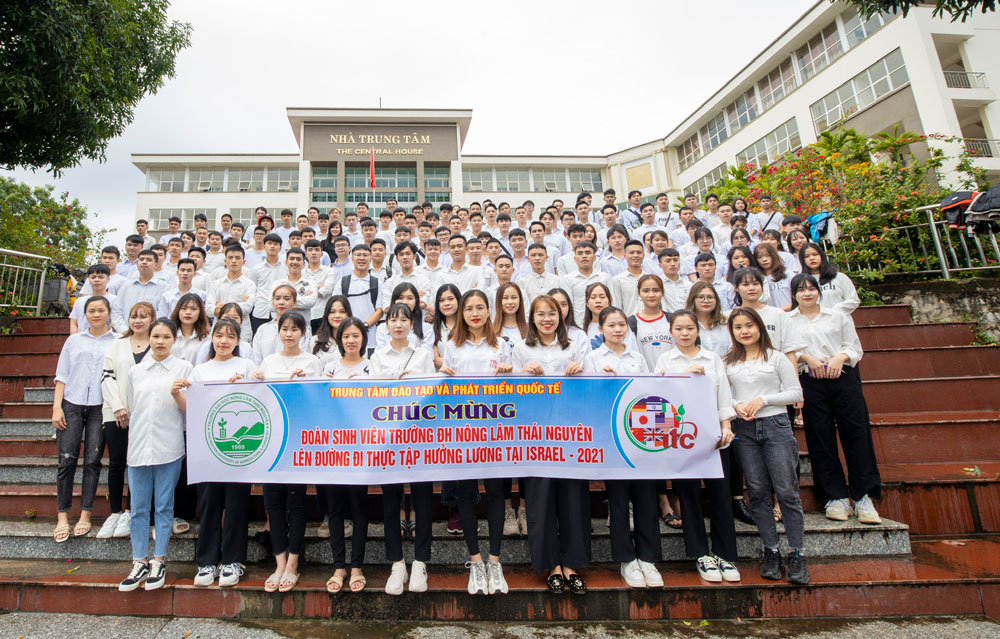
[369,150,376,189]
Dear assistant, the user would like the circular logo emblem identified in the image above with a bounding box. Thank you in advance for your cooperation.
[204,392,272,467]
[622,395,694,453]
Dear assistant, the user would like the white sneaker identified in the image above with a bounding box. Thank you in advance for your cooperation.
[638,559,663,587]
[408,560,428,593]
[503,506,519,536]
[112,511,131,538]
[96,513,120,539]
[855,495,882,524]
[517,508,527,536]
[217,562,244,587]
[620,559,645,588]
[144,559,166,590]
[824,498,853,521]
[466,560,488,595]
[385,560,408,595]
[696,555,722,582]
[193,564,219,587]
[716,556,741,582]
[487,558,509,594]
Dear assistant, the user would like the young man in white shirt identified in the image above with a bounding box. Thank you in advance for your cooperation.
[299,229,330,266]
[69,264,116,334]
[305,207,321,235]
[601,225,629,277]
[517,243,561,307]
[683,194,707,227]
[621,190,643,232]
[244,226,267,270]
[185,246,211,292]
[274,209,296,248]
[203,231,226,277]
[507,229,530,279]
[118,236,144,280]
[574,199,595,229]
[160,216,182,245]
[111,250,167,333]
[248,233,287,334]
[556,224,588,275]
[669,211,699,249]
[219,213,234,240]
[653,193,677,232]
[207,244,256,341]
[485,253,515,312]
[78,246,128,295]
[712,202,736,247]
[658,248,693,312]
[302,240,335,333]
[527,222,558,274]
[383,242,431,312]
[540,211,570,258]
[368,238,390,284]
[702,193,722,229]
[417,238,448,294]
[610,240,647,316]
[157,258,207,319]
[561,242,610,326]
[597,204,620,237]
[750,195,782,238]
[271,248,318,314]
[631,203,664,242]
[440,235,482,294]
[343,211,363,247]
[376,210,396,250]
[483,204,501,237]
[147,245,177,288]
[495,213,513,253]
[162,238,184,274]
[467,211,486,240]
[135,219,156,249]
[337,244,383,349]
[192,227,210,253]
[512,206,531,232]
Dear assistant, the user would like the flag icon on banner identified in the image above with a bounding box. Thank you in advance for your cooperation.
[628,396,670,449]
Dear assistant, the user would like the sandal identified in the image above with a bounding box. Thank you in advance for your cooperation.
[773,505,783,522]
[172,518,190,535]
[73,520,92,537]
[565,572,587,595]
[400,518,409,539]
[53,523,71,543]
[264,571,282,593]
[662,513,683,530]
[326,573,345,594]
[278,572,299,592]
[349,573,367,592]
[546,573,565,594]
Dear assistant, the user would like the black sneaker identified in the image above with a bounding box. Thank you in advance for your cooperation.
[787,550,810,585]
[145,559,166,590]
[760,547,783,581]
[119,560,150,592]
[732,499,756,526]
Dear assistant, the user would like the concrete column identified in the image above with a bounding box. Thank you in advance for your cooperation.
[336,160,346,210]
[297,160,311,213]
[416,161,425,204]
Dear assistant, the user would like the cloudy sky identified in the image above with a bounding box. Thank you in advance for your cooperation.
[4,0,816,246]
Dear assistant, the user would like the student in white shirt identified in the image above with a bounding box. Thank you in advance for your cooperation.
[654,310,739,585]
[686,281,732,357]
[629,274,673,370]
[732,268,804,368]
[51,296,115,544]
[759,230,800,276]
[431,283,461,369]
[754,244,794,310]
[181,319,259,588]
[207,245,256,342]
[193,303,258,366]
[117,318,193,592]
[561,242,610,327]
[800,242,859,315]
[252,284,312,359]
[788,274,881,525]
[610,240,646,316]
[70,264,116,335]
[749,196,782,238]
[371,303,436,596]
[722,227,754,257]
[168,293,209,362]
[311,295,351,369]
[439,290,514,595]
[494,282,528,347]
[724,308,807,585]
[785,230,809,274]
[547,287,588,348]
[691,253,735,310]
[376,282,434,351]
[681,228,725,279]
[657,249,693,312]
[512,294,590,594]
[583,306,664,589]
[322,317,370,378]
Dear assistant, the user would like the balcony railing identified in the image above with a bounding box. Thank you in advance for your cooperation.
[0,248,49,314]
[944,70,989,89]
[966,138,1000,158]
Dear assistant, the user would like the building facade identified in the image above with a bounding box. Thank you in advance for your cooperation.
[133,1,1000,235]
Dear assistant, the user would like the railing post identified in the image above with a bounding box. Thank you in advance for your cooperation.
[926,208,950,279]
[35,264,47,314]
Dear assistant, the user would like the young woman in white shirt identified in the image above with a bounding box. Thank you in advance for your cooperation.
[252,284,312,359]
[431,283,461,369]
[653,310,740,585]
[321,316,370,594]
[494,282,528,347]
[376,283,433,351]
[724,308,807,585]
[370,303,437,596]
[96,301,154,541]
[799,242,860,315]
[584,307,665,589]
[183,318,258,589]
[439,289,514,595]
[785,230,809,274]
[788,273,882,525]
[754,244,794,310]
[168,293,210,362]
[512,294,590,594]
[193,303,258,365]
[732,268,805,368]
[759,230,800,276]
[117,318,194,592]
[581,282,613,344]
[51,295,115,543]
[252,311,319,593]
[546,287,588,348]
[685,281,731,357]
[311,295,352,369]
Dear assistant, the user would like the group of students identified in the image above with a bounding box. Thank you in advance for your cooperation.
[52,190,881,596]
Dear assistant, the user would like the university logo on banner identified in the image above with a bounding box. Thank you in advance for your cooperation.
[204,392,273,467]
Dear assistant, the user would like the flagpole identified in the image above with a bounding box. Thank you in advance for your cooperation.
[370,149,376,219]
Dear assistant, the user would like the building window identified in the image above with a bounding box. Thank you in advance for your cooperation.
[227,167,264,192]
[797,22,844,82]
[424,167,450,189]
[266,167,299,192]
[679,134,702,171]
[186,168,224,192]
[311,167,337,189]
[348,167,416,189]
[736,118,801,168]
[757,59,798,111]
[842,8,891,48]
[463,168,492,192]
[684,164,728,202]
[424,191,452,203]
[495,169,530,192]
[725,88,760,134]
[703,112,730,151]
[532,168,566,192]
[568,169,602,192]
[311,192,338,203]
[148,208,217,231]
[228,208,258,228]
[809,49,908,133]
[147,168,186,193]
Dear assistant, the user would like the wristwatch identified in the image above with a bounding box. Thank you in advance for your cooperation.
[362,321,370,330]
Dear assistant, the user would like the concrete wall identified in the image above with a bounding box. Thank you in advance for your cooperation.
[870,278,1000,341]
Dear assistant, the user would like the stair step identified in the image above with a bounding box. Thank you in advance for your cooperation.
[852,305,911,326]
[0,403,51,419]
[0,457,108,485]
[0,420,53,438]
[859,345,1000,380]
[856,322,975,349]
[12,318,70,335]
[0,537,992,621]
[0,378,52,402]
[22,388,54,403]
[0,438,110,458]
[0,334,67,354]
[0,354,58,377]
[862,376,999,413]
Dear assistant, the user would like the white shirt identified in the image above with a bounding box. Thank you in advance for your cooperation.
[765,272,794,309]
[817,272,860,315]
[653,347,736,420]
[631,223,666,243]
[661,275,693,313]
[368,343,436,377]
[600,254,627,278]
[725,350,803,418]
[438,263,483,294]
[583,343,649,375]
[561,269,611,326]
[245,248,267,270]
[189,356,257,384]
[207,274,256,342]
[79,273,128,296]
[55,329,116,405]
[309,335,342,368]
[270,275,319,312]
[303,265,336,321]
[156,286,207,320]
[325,358,370,378]
[194,339,258,366]
[516,271,561,307]
[111,277,166,333]
[375,321,435,351]
[249,260,287,319]
[70,293,116,335]
[381,270,432,310]
[126,354,193,466]
[699,321,732,357]
[440,337,511,374]
[251,319,313,359]
[751,304,806,355]
[787,307,863,372]
[171,331,206,362]
[511,337,588,375]
[610,270,645,316]
[750,211,782,236]
[259,352,323,378]
[632,312,673,370]
[338,272,382,342]
[100,336,147,422]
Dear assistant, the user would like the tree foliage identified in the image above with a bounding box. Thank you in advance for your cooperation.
[0,0,191,174]
[839,0,997,22]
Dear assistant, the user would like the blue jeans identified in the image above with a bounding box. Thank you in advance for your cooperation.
[128,458,183,560]
[733,413,805,551]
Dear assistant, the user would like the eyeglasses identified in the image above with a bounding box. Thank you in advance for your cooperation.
[694,295,716,302]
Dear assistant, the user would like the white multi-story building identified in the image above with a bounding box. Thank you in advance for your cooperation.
[133,1,1000,236]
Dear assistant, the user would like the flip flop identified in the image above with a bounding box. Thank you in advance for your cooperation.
[773,505,783,522]
[278,572,299,593]
[53,523,70,543]
[264,571,282,593]
[349,574,367,592]
[72,520,91,537]
[662,513,683,530]
[326,573,345,594]
[172,518,190,534]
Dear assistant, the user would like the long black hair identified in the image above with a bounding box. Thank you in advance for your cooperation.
[789,273,823,310]
[799,241,838,285]
[208,318,242,359]
[313,295,353,355]
[336,317,368,357]
[390,282,424,340]
[432,283,461,345]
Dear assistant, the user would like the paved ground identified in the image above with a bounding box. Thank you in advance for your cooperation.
[2,613,999,639]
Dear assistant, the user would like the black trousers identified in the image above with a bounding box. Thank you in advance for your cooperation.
[673,447,737,562]
[458,479,505,558]
[103,421,129,514]
[173,452,198,520]
[606,479,662,563]
[323,485,369,569]
[263,483,307,556]
[729,450,746,499]
[310,317,323,334]
[524,477,591,574]
[382,482,433,562]
[196,482,250,566]
[800,367,881,502]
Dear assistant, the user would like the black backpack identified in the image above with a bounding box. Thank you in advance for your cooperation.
[340,274,379,308]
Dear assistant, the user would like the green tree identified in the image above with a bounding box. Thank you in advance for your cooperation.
[839,0,997,22]
[815,128,871,164]
[0,1,191,175]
